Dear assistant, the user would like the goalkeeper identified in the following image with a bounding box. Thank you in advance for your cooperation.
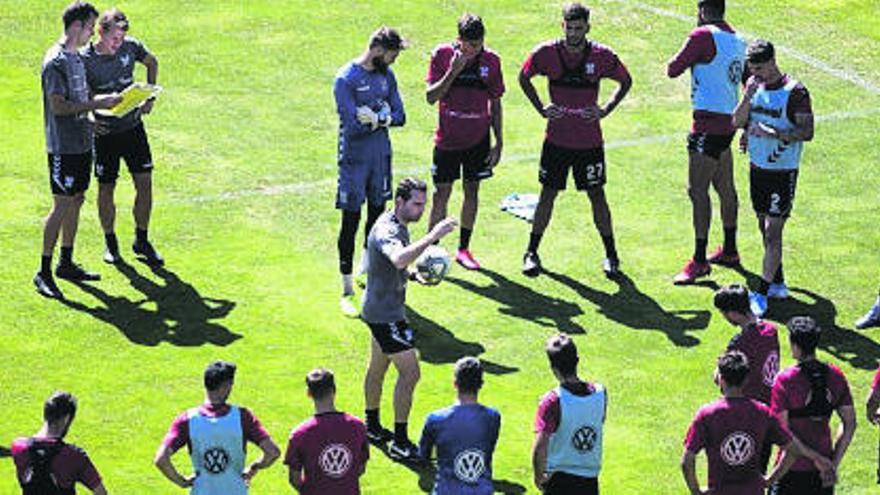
[333,26,407,317]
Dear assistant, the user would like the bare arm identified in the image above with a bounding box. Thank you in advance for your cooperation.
[680,450,706,495]
[866,385,880,424]
[48,93,119,116]
[153,444,193,489]
[600,70,632,118]
[832,405,856,470]
[426,51,468,104]
[486,97,503,167]
[765,441,798,487]
[777,112,814,142]
[776,410,836,478]
[531,431,550,491]
[142,53,158,85]
[288,466,305,492]
[243,437,281,482]
[732,80,757,129]
[387,218,457,270]
[519,69,548,118]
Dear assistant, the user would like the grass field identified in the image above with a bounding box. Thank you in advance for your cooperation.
[1,0,880,493]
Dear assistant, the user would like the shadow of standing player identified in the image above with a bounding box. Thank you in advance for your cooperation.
[544,270,711,347]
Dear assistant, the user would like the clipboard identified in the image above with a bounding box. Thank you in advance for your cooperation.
[95,83,162,118]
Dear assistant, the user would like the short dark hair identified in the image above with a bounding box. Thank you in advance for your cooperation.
[717,350,749,387]
[204,360,236,391]
[306,368,336,400]
[546,333,579,377]
[454,357,484,393]
[395,177,427,201]
[62,2,99,29]
[369,26,406,51]
[457,13,485,41]
[787,316,820,355]
[713,284,751,315]
[747,39,775,64]
[99,8,129,33]
[44,391,77,424]
[698,0,725,17]
[562,3,590,23]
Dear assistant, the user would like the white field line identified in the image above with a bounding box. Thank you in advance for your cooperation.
[179,107,880,205]
[622,0,880,94]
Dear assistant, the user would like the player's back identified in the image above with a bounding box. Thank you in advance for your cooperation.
[424,404,499,494]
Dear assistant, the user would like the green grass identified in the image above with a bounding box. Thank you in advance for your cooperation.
[1,0,879,493]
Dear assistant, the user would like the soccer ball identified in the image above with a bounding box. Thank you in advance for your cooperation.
[416,246,450,285]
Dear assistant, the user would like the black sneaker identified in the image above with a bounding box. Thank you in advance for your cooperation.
[522,251,542,277]
[103,247,123,264]
[388,438,419,462]
[34,272,63,299]
[603,258,620,278]
[55,262,100,281]
[366,426,394,446]
[133,240,164,266]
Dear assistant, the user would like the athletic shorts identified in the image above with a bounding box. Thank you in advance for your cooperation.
[431,134,492,184]
[687,132,735,160]
[336,152,391,211]
[95,123,153,183]
[750,167,798,218]
[367,320,415,355]
[539,141,606,191]
[544,472,598,495]
[47,152,92,196]
[769,470,833,495]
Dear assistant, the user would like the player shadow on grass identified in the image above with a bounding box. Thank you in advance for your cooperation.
[445,268,587,335]
[407,305,518,375]
[59,261,241,347]
[544,270,711,347]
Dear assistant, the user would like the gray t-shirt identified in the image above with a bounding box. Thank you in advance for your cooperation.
[361,211,410,323]
[81,37,150,134]
[42,43,92,154]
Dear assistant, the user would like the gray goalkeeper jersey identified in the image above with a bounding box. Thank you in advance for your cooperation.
[361,211,410,323]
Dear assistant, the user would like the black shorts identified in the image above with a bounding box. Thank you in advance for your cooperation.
[431,134,492,184]
[544,472,598,495]
[95,123,153,183]
[750,167,798,218]
[47,153,92,196]
[367,320,415,355]
[687,132,735,160]
[539,141,606,191]
[769,470,833,495]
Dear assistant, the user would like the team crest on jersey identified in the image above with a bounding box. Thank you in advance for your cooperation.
[203,447,230,474]
[380,79,388,92]
[319,443,353,478]
[720,431,754,466]
[120,54,131,68]
[571,425,597,453]
[762,352,779,387]
[585,63,595,75]
[453,449,486,483]
[480,66,489,78]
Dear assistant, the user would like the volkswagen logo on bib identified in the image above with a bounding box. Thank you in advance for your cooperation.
[720,431,755,466]
[319,443,353,479]
[453,449,486,484]
[571,425,597,453]
[203,447,230,474]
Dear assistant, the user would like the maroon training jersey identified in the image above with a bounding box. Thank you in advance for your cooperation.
[11,437,102,492]
[522,40,630,150]
[684,397,791,495]
[727,321,780,405]
[771,362,852,471]
[284,412,369,495]
[162,402,271,453]
[428,44,505,150]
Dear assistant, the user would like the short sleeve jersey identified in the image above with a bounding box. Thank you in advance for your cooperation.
[427,44,505,150]
[684,397,791,495]
[42,43,92,154]
[361,211,410,323]
[80,37,150,133]
[284,412,369,495]
[11,437,102,491]
[522,40,630,150]
[419,403,501,494]
[726,321,780,405]
[770,362,852,471]
[162,402,270,454]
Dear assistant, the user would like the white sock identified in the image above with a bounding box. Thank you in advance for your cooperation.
[342,274,354,296]
[358,251,369,275]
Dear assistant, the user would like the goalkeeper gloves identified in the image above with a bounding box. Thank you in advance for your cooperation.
[357,104,391,131]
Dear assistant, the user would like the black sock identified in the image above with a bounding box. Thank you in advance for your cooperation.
[394,422,408,442]
[338,209,361,275]
[694,238,708,263]
[105,233,119,253]
[758,279,770,295]
[723,227,737,254]
[459,228,473,251]
[601,234,618,261]
[60,246,73,266]
[773,264,784,284]
[40,255,52,275]
[365,409,380,430]
[527,232,543,253]
[136,228,148,244]
[364,204,384,249]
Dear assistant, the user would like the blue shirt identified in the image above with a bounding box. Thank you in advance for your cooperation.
[419,403,500,495]
[333,61,405,160]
